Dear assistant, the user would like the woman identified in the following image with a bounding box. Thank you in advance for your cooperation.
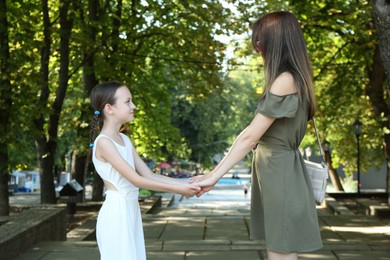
[191,11,322,260]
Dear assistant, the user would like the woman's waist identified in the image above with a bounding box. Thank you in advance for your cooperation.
[256,140,300,152]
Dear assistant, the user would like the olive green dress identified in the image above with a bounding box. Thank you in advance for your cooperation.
[250,92,323,253]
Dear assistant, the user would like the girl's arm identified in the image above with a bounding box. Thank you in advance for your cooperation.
[132,145,186,185]
[95,138,200,197]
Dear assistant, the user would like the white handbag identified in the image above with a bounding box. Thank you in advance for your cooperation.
[304,118,329,204]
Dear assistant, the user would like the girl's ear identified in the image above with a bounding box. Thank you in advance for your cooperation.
[104,103,114,115]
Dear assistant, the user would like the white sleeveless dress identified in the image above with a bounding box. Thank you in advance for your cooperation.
[92,133,146,260]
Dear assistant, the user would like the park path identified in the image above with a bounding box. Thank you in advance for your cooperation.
[15,175,390,260]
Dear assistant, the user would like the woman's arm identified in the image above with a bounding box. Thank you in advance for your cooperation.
[96,138,200,197]
[194,113,274,187]
[192,72,297,194]
[132,145,186,185]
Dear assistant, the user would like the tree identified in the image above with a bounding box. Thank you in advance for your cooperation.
[0,0,12,216]
[282,1,384,190]
[223,1,387,193]
[371,0,390,203]
[45,0,263,200]
[33,0,74,203]
[71,0,101,201]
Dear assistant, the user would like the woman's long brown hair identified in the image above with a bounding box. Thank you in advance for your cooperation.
[252,11,316,119]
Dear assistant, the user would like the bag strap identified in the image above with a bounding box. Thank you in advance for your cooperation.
[312,117,326,162]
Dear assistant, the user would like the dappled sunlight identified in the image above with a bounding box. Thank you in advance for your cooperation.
[188,202,250,209]
[147,251,184,257]
[166,223,204,228]
[299,253,335,259]
[323,225,390,235]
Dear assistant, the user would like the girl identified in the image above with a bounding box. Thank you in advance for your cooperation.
[90,81,201,260]
[191,11,322,260]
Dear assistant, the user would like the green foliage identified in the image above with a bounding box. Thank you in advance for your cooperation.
[139,188,152,197]
[225,1,385,177]
[3,0,386,180]
[4,0,265,171]
[237,0,384,176]
[289,0,384,175]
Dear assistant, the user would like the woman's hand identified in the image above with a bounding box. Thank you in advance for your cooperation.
[189,173,218,197]
[176,183,201,198]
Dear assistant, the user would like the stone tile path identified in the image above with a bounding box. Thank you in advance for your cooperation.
[14,183,390,260]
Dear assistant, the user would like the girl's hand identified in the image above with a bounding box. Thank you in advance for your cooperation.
[177,184,201,198]
[189,173,218,197]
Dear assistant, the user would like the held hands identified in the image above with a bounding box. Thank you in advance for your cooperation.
[188,172,218,197]
[178,183,202,198]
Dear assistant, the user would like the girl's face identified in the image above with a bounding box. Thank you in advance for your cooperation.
[112,86,136,123]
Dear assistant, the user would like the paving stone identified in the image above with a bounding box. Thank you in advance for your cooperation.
[143,220,167,240]
[10,185,390,260]
[369,244,390,250]
[299,251,337,259]
[145,241,163,251]
[230,244,266,250]
[334,250,390,260]
[147,251,185,260]
[206,217,249,240]
[159,218,205,240]
[320,230,343,240]
[14,251,47,260]
[322,243,371,251]
[164,239,231,245]
[42,250,99,260]
[337,232,387,241]
[163,240,232,252]
[186,251,260,260]
[232,240,265,245]
[163,243,230,251]
[14,241,99,260]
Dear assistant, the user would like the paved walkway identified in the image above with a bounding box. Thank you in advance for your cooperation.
[14,179,390,260]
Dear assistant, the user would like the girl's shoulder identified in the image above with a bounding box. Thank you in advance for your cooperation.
[270,72,297,96]
[119,133,134,148]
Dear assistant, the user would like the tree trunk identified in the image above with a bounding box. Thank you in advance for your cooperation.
[36,137,56,203]
[0,148,9,216]
[0,0,11,216]
[35,0,73,204]
[74,154,86,202]
[325,151,344,191]
[34,0,53,203]
[78,0,103,201]
[371,0,390,204]
[92,174,104,201]
[111,0,122,53]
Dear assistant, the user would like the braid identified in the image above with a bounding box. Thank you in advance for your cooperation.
[89,111,102,148]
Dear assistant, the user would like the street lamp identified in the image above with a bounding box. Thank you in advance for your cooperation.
[305,147,312,160]
[323,140,330,155]
[352,119,362,194]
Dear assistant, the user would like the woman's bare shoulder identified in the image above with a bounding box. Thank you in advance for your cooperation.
[269,72,297,96]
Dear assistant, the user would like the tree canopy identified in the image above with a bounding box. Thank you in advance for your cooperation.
[1,0,389,209]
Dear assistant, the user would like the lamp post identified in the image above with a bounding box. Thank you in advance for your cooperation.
[305,147,312,160]
[352,119,362,194]
[323,140,330,156]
